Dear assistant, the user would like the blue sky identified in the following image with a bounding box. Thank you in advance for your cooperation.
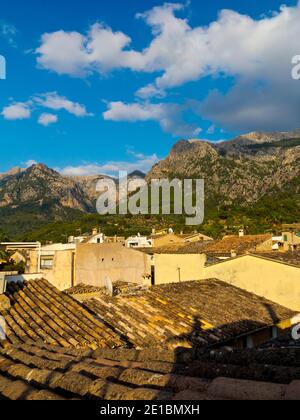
[0,0,299,175]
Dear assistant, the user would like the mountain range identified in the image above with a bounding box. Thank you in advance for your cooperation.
[1,128,300,239]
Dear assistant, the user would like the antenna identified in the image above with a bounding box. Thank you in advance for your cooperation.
[105,276,114,297]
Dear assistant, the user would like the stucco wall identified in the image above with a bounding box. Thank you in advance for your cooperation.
[25,249,75,291]
[154,253,206,285]
[204,255,300,311]
[152,234,185,248]
[43,250,75,291]
[75,243,151,287]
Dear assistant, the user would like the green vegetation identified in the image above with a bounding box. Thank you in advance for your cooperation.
[248,138,300,150]
[0,250,25,273]
[0,189,298,244]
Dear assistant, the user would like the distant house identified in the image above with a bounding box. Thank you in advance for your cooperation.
[75,243,151,288]
[150,232,186,248]
[126,234,152,248]
[204,252,300,311]
[202,234,273,261]
[281,231,300,251]
[150,229,213,248]
[26,243,76,290]
[69,228,125,245]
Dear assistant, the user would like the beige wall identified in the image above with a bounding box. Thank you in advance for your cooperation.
[26,249,75,291]
[75,243,151,287]
[154,253,206,285]
[43,250,75,291]
[26,250,39,274]
[204,255,300,311]
[152,234,185,248]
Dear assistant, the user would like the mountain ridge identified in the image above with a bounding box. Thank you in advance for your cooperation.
[1,128,300,238]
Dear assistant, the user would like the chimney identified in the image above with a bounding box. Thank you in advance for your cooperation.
[239,229,245,237]
[231,250,237,258]
[152,229,156,235]
[0,274,7,295]
[92,227,98,236]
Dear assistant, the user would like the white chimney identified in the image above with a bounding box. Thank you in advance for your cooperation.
[0,275,7,295]
[239,229,245,237]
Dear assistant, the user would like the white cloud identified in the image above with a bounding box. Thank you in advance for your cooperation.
[36,23,133,76]
[135,84,166,99]
[2,102,31,120]
[2,92,91,124]
[38,113,58,126]
[24,159,38,167]
[35,2,300,130]
[103,101,201,137]
[58,151,160,177]
[33,92,92,117]
[35,2,300,88]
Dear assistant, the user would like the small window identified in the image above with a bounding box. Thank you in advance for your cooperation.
[102,258,105,262]
[40,258,54,270]
[283,235,288,242]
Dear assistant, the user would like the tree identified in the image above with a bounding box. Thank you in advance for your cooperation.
[0,229,8,242]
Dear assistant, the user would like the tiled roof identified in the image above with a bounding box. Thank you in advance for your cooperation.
[141,241,213,254]
[142,235,272,255]
[203,234,272,255]
[0,342,300,400]
[0,280,126,349]
[83,280,295,349]
[252,251,300,267]
[64,284,104,295]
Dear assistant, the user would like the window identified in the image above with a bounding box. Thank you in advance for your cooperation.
[283,235,288,242]
[40,258,54,270]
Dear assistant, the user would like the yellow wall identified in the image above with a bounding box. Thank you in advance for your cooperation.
[26,249,74,291]
[152,234,185,248]
[26,250,39,274]
[44,250,75,291]
[204,255,300,311]
[75,243,151,287]
[154,253,206,285]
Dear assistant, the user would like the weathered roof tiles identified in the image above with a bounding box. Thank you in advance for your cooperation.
[0,342,300,400]
[0,279,126,349]
[84,279,296,350]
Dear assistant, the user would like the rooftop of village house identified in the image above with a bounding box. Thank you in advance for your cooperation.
[0,277,299,400]
[0,279,296,351]
[140,234,272,256]
[1,339,300,400]
[251,251,300,268]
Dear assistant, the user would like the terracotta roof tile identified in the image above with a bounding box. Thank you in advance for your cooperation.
[0,280,126,349]
[204,234,272,255]
[0,342,300,400]
[252,251,300,267]
[83,279,296,349]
